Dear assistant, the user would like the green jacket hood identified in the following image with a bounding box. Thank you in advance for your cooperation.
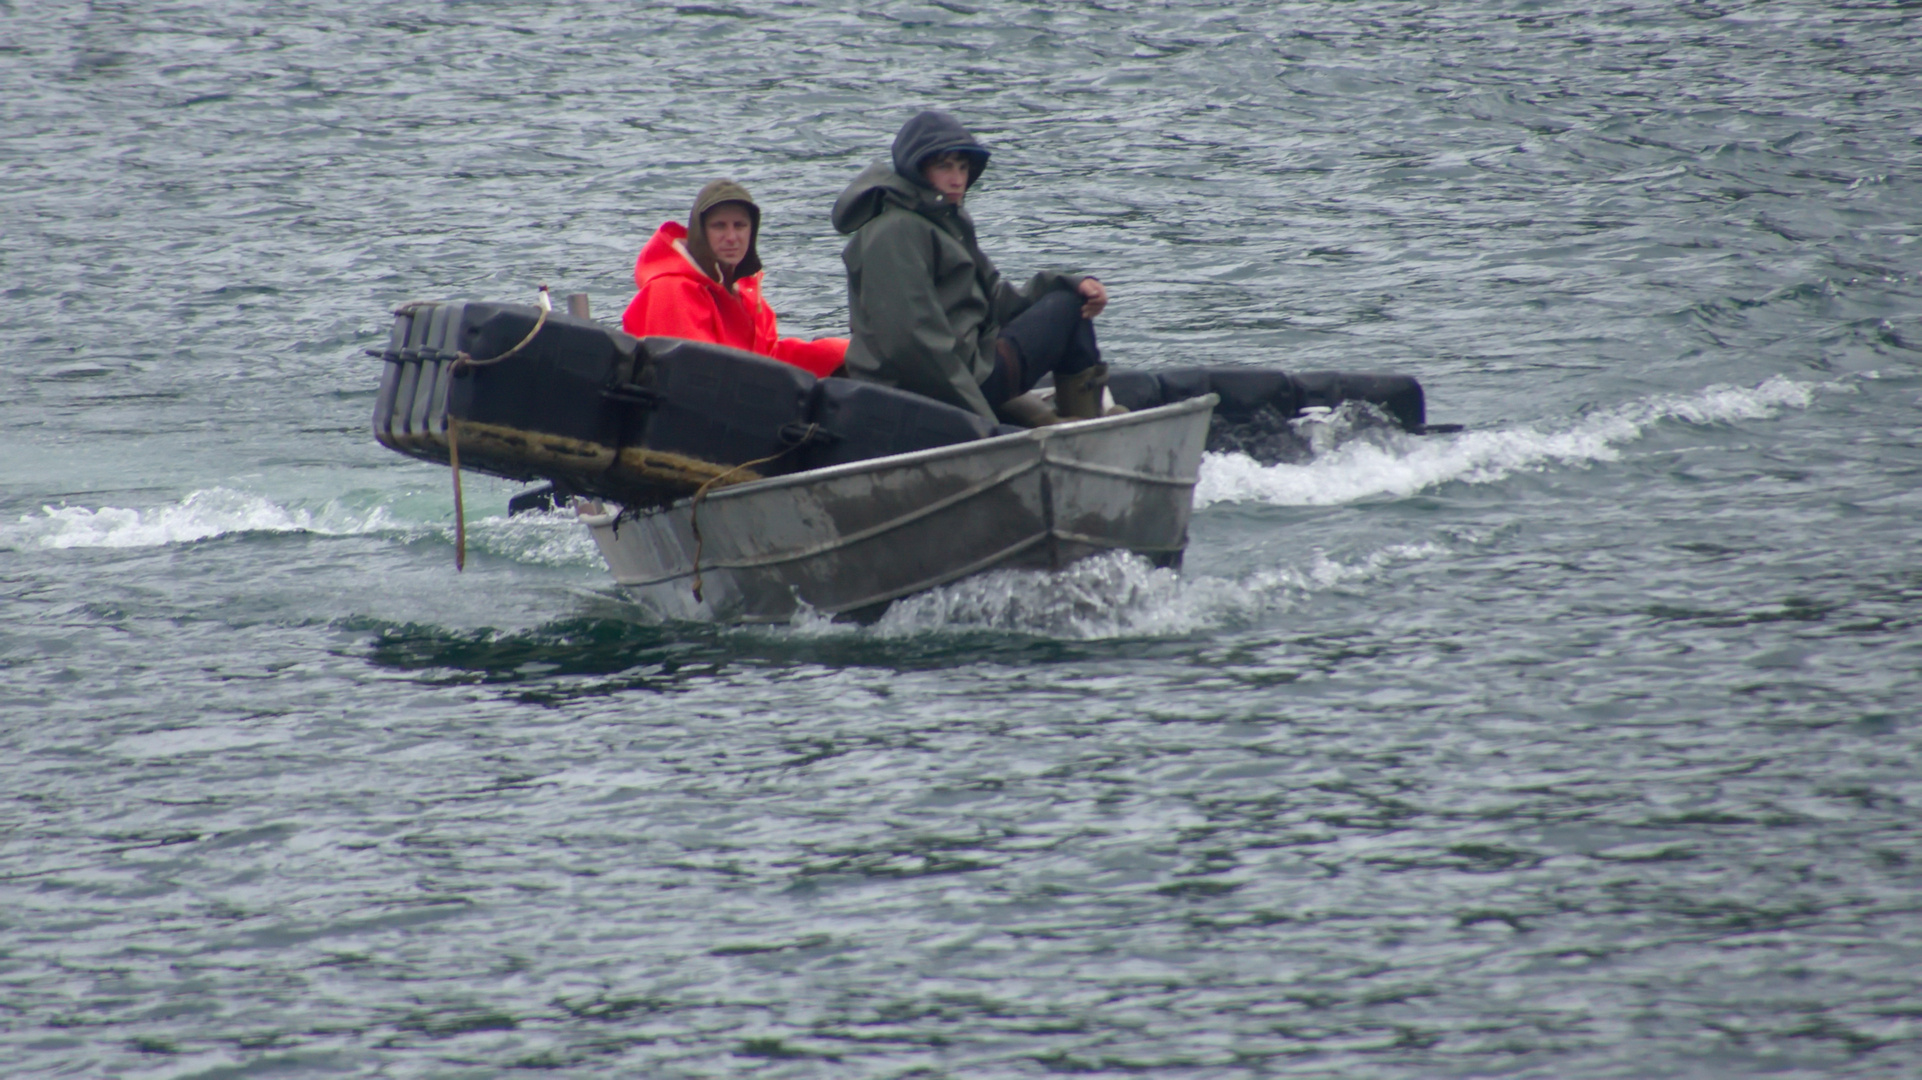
[684,178,762,286]
[832,161,953,235]
[833,112,993,235]
[890,110,990,188]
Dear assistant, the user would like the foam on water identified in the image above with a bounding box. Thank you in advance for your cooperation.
[869,543,1444,640]
[1,488,386,551]
[465,508,605,569]
[1197,376,1821,508]
[2,488,602,567]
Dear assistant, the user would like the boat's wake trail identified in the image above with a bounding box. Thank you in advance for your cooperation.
[2,488,356,550]
[1196,375,1818,508]
[860,544,1443,640]
[1,488,601,567]
[855,376,1821,640]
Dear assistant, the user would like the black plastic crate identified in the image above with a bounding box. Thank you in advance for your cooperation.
[1292,371,1425,430]
[798,377,998,472]
[633,337,817,475]
[445,302,640,452]
[1202,367,1300,419]
[1105,369,1166,412]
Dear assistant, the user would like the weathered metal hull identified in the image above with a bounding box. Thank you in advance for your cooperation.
[578,396,1218,623]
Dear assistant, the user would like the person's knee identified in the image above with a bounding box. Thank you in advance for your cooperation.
[1026,290,1094,362]
[1037,288,1082,323]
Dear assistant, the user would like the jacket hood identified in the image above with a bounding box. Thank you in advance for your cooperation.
[682,178,762,286]
[890,110,990,189]
[831,161,932,235]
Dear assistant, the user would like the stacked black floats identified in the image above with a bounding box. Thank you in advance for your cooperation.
[372,300,1448,507]
[372,301,1007,509]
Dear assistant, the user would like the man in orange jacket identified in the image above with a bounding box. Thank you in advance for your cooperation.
[620,179,847,378]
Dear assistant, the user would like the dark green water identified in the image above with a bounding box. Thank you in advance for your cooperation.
[3,2,1920,1077]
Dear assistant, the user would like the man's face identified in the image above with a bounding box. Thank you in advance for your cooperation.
[703,203,754,270]
[922,153,971,204]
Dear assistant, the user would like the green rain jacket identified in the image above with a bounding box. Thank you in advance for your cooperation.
[832,145,1081,421]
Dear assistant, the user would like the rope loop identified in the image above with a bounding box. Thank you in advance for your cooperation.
[453,300,549,371]
[444,293,551,572]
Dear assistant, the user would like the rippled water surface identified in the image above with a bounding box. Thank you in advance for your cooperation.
[4,2,1921,1077]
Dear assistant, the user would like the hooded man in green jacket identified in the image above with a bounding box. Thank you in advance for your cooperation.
[831,110,1115,426]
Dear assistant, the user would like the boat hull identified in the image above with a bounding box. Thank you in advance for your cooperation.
[579,396,1217,623]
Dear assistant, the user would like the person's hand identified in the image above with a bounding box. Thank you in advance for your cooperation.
[1078,277,1108,319]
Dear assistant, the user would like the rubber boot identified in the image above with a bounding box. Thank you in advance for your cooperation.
[995,391,1067,428]
[1052,363,1110,421]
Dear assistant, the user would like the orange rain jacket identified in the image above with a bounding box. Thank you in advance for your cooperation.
[619,222,848,378]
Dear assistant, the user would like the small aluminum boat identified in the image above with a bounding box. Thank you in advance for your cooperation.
[366,298,1450,622]
[576,395,1217,623]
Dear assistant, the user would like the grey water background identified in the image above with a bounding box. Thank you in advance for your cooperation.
[3,0,1920,1076]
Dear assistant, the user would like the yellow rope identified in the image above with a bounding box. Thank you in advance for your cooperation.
[449,416,466,572]
[443,297,551,572]
[453,300,549,369]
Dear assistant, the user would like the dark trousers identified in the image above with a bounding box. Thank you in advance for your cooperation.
[978,289,1101,407]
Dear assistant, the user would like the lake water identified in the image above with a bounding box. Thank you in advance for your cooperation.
[3,2,1920,1077]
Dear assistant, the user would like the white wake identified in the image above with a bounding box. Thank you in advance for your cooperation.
[858,543,1445,640]
[2,488,601,567]
[1196,375,1819,508]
